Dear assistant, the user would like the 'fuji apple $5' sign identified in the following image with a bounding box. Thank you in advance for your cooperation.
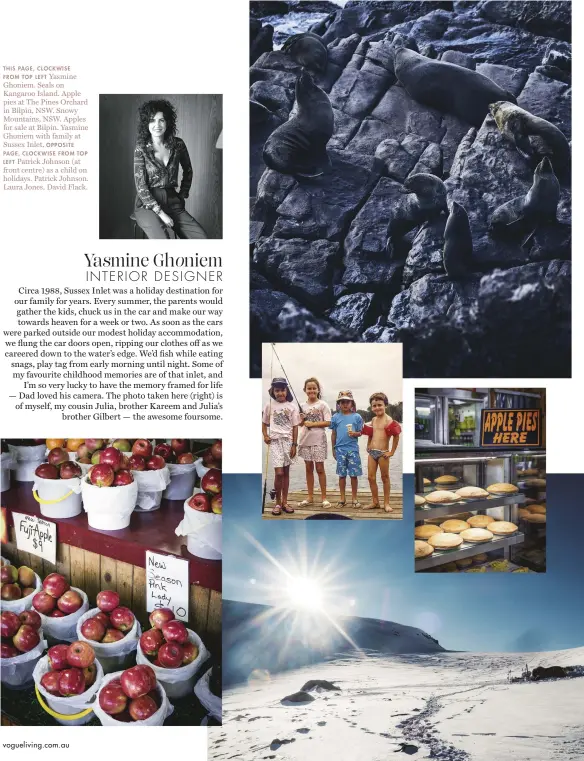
[146,551,189,622]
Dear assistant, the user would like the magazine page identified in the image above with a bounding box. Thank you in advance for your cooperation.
[1,2,583,761]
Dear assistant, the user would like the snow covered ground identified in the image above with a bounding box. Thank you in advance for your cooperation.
[211,647,584,761]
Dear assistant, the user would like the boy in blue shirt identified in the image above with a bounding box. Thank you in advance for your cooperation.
[330,390,364,508]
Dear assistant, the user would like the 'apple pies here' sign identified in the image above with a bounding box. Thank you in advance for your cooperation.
[13,512,57,565]
[146,551,189,622]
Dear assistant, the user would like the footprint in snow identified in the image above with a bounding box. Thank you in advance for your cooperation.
[296,728,310,734]
[270,738,296,751]
[317,721,326,726]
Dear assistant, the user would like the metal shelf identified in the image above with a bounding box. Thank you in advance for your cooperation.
[415,493,526,521]
[415,532,525,570]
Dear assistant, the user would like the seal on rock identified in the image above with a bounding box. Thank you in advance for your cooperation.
[387,173,448,252]
[489,101,571,176]
[282,32,328,73]
[393,48,516,127]
[489,157,560,241]
[443,201,473,278]
[262,70,334,178]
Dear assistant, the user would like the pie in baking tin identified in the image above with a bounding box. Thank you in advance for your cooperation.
[486,483,519,495]
[456,486,489,498]
[528,504,546,514]
[435,475,459,484]
[460,527,494,543]
[440,519,470,533]
[425,490,462,504]
[415,524,443,540]
[467,514,495,528]
[415,540,434,559]
[428,532,463,550]
[415,494,426,506]
[524,513,546,523]
[525,478,546,488]
[487,521,518,535]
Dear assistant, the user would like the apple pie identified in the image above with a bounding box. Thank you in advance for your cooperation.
[428,532,463,550]
[425,490,462,504]
[487,521,518,535]
[415,524,443,540]
[518,508,532,519]
[456,486,489,498]
[456,557,473,569]
[467,514,495,528]
[517,468,538,477]
[528,504,546,515]
[460,527,494,543]
[440,519,470,533]
[423,478,431,486]
[415,540,434,559]
[415,494,426,507]
[473,553,488,564]
[525,478,546,489]
[435,475,459,484]
[486,483,519,495]
[524,513,546,523]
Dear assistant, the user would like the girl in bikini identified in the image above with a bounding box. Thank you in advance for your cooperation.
[297,377,332,509]
[362,392,401,512]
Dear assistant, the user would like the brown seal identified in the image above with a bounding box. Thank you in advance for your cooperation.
[281,32,328,73]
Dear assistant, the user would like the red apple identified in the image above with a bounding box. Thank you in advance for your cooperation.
[110,607,135,632]
[129,694,158,721]
[48,644,70,671]
[21,587,36,597]
[13,624,40,653]
[113,470,134,486]
[149,608,175,630]
[102,628,125,643]
[171,439,189,456]
[99,679,128,715]
[128,454,147,471]
[66,641,95,669]
[210,439,222,462]
[120,454,131,469]
[41,671,62,695]
[153,443,172,460]
[59,668,86,696]
[1,583,22,601]
[19,610,42,630]
[1,642,19,659]
[177,452,195,464]
[120,665,156,699]
[99,447,123,472]
[201,468,222,495]
[132,439,153,459]
[140,628,164,657]
[33,591,57,614]
[96,590,120,613]
[43,573,70,599]
[89,463,115,487]
[158,642,184,668]
[35,463,59,480]
[80,617,106,642]
[201,448,217,468]
[188,493,211,512]
[60,461,82,479]
[94,611,110,628]
[162,619,189,645]
[182,641,199,665]
[85,439,104,453]
[83,663,97,688]
[78,455,92,465]
[1,565,18,584]
[57,589,83,614]
[1,611,21,638]
[91,450,102,465]
[77,443,91,460]
[50,610,66,617]
[211,494,222,515]
[113,439,131,452]
[146,455,166,470]
[47,447,69,467]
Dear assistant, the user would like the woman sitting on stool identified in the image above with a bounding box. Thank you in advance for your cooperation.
[133,99,207,239]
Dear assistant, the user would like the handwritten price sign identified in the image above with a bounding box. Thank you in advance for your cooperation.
[13,512,56,565]
[145,551,189,622]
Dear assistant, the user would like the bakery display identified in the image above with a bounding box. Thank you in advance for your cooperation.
[415,524,443,540]
[440,519,470,533]
[487,521,518,535]
[414,494,426,507]
[486,483,519,495]
[428,532,463,550]
[456,486,489,498]
[467,514,495,528]
[434,475,459,484]
[415,540,434,559]
[425,490,462,504]
[460,527,494,543]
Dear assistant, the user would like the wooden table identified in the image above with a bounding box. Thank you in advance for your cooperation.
[262,490,403,520]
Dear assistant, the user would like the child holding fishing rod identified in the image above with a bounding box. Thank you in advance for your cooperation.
[262,377,300,516]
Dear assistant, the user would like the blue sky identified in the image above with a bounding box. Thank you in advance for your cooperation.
[223,474,584,653]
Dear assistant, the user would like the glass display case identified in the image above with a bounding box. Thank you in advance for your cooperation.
[415,389,488,447]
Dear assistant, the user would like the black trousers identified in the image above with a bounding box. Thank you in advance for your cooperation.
[134,188,208,239]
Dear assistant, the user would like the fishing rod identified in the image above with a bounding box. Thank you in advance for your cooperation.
[262,347,275,515]
[271,343,303,414]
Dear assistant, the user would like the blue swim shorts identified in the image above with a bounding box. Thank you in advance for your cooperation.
[335,448,362,478]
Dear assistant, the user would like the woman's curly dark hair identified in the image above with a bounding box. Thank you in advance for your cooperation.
[136,99,178,146]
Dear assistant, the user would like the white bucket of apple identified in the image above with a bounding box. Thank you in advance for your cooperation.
[131,467,171,512]
[76,591,141,674]
[0,610,46,688]
[8,443,46,482]
[1,563,42,614]
[136,608,208,699]
[32,575,90,642]
[194,667,222,723]
[177,484,222,561]
[81,464,138,530]
[163,462,198,501]
[94,666,174,726]
[1,452,15,492]
[33,450,84,519]
[33,642,103,725]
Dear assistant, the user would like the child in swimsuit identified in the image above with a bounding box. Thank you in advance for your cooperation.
[362,392,401,512]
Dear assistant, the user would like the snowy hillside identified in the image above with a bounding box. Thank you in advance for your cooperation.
[213,646,584,761]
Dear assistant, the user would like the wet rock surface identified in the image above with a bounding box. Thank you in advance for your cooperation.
[249,1,571,377]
